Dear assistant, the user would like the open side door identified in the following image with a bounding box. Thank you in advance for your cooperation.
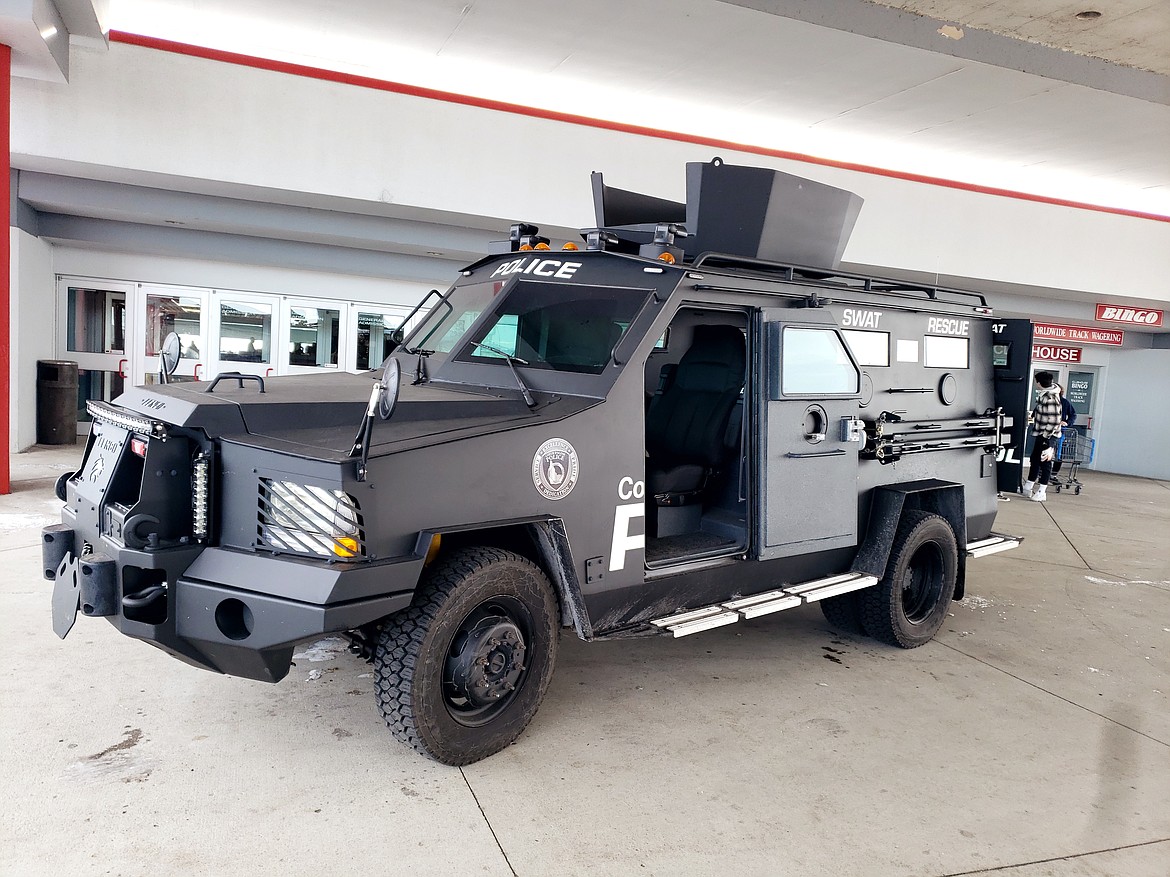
[756,308,862,560]
[992,318,1034,494]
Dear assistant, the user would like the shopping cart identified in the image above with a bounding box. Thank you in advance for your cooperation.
[1051,429,1094,495]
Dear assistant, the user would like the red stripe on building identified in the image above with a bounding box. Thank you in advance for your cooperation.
[109,30,1170,226]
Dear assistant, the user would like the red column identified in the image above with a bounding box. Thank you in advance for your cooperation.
[0,43,10,495]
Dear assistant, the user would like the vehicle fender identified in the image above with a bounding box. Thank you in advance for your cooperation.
[527,519,593,640]
[417,519,592,640]
[852,479,968,600]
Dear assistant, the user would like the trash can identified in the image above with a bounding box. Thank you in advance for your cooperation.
[36,360,79,445]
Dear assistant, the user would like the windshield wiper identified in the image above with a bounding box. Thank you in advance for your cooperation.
[471,342,537,408]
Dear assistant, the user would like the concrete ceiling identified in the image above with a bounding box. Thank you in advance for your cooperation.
[863,0,1170,76]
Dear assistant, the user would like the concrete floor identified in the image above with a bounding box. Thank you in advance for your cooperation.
[1,444,1167,877]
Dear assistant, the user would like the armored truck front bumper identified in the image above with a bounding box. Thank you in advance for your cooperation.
[44,509,420,684]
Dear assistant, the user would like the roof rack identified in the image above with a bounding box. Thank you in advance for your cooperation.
[690,252,990,309]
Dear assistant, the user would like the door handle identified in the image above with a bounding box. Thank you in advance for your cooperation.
[118,358,127,378]
[786,449,847,459]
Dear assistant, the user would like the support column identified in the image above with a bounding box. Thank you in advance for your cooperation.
[1,43,11,495]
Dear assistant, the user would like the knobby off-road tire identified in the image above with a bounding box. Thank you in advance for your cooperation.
[861,511,957,648]
[819,591,865,635]
[373,547,559,766]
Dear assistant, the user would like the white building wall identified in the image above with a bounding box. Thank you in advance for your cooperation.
[11,40,1170,304]
[1092,349,1170,481]
[50,245,436,309]
[10,229,57,452]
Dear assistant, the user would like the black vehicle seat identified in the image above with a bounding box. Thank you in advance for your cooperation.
[646,324,746,505]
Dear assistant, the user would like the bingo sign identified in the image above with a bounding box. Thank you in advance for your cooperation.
[1094,304,1163,327]
[1066,371,1095,411]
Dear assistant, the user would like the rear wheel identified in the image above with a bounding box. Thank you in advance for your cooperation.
[861,511,957,648]
[374,547,559,765]
[820,591,865,635]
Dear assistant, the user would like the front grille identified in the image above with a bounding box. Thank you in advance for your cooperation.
[256,479,366,559]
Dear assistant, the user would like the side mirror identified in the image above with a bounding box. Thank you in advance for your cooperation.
[377,357,401,421]
[159,332,182,384]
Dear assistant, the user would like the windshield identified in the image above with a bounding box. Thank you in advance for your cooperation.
[403,280,505,354]
[405,278,652,375]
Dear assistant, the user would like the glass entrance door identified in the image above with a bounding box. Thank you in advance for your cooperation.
[137,285,208,384]
[58,278,135,434]
[208,291,277,381]
[281,300,348,374]
[351,305,413,371]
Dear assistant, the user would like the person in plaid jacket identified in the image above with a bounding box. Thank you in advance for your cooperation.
[1023,371,1063,502]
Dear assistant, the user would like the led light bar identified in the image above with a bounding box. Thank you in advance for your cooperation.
[192,454,210,540]
[86,400,167,439]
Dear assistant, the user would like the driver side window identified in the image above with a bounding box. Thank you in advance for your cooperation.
[780,327,858,395]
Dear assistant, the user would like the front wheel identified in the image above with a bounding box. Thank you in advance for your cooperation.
[861,511,957,648]
[374,547,559,765]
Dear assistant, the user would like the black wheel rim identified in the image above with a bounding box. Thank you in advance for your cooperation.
[442,596,533,728]
[900,542,945,625]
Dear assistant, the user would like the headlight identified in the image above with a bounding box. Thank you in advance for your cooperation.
[257,479,365,558]
[192,453,210,540]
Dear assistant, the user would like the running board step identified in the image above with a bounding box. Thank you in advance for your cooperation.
[650,572,879,637]
[965,533,1023,558]
[783,572,878,603]
[649,606,740,637]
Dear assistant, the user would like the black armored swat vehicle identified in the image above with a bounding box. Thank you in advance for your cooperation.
[46,159,1024,765]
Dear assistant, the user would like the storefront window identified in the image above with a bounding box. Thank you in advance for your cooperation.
[219,301,273,363]
[288,305,340,367]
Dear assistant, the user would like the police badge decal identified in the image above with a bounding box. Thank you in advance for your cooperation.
[531,438,580,500]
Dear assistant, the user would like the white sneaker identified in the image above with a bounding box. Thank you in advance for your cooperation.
[1022,480,1035,496]
[1030,486,1047,502]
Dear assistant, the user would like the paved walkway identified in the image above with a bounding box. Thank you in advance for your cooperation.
[2,444,1167,876]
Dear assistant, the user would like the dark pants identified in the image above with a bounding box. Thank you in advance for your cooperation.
[1027,434,1054,485]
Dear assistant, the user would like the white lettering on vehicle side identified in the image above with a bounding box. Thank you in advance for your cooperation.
[926,317,970,336]
[610,477,646,571]
[841,308,883,329]
[617,477,645,500]
[490,258,582,280]
[610,504,645,571]
[996,446,1021,465]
